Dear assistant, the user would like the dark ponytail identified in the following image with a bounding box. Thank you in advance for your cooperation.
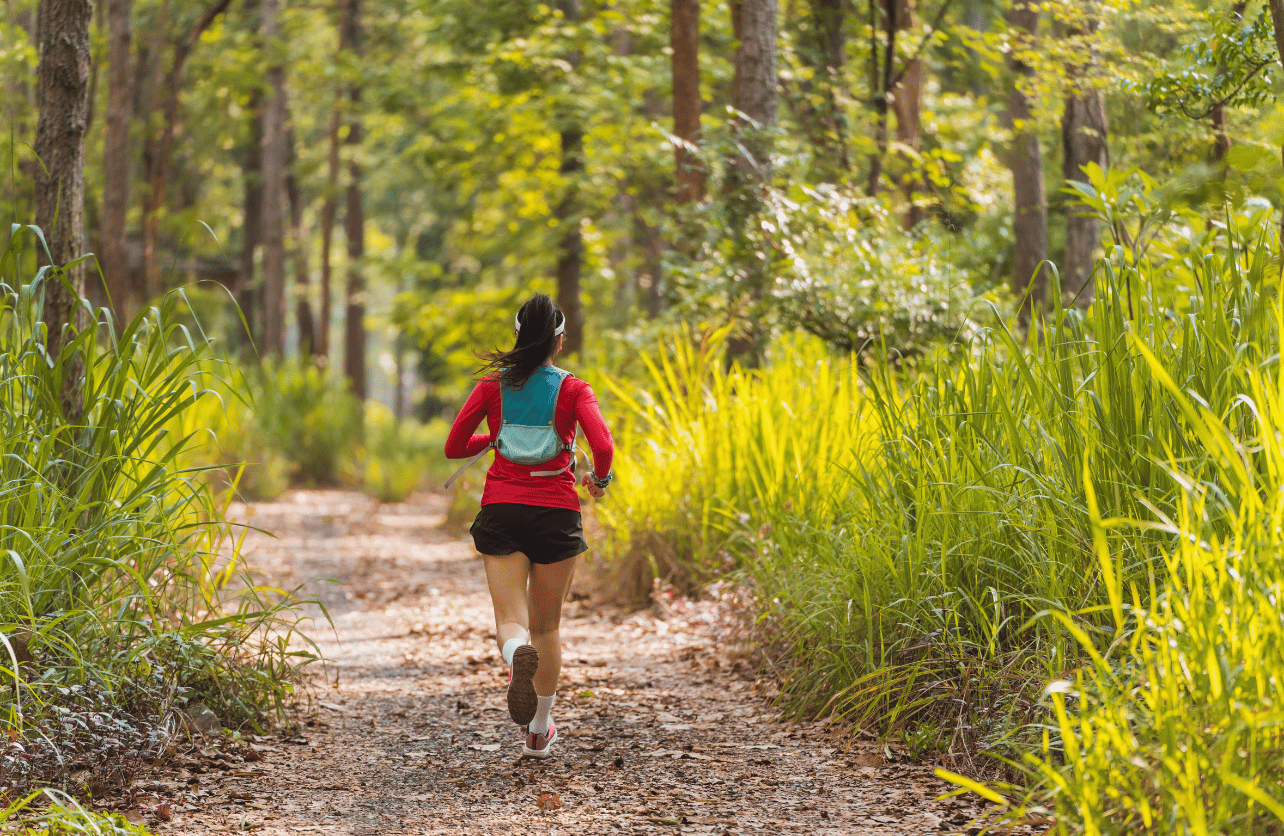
[477,293,565,389]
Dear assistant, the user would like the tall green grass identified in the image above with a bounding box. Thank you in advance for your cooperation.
[600,210,1282,782]
[0,226,317,798]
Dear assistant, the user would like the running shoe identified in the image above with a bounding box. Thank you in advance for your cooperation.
[507,644,539,726]
[522,721,558,759]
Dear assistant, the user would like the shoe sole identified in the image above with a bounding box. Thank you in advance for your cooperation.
[507,645,539,726]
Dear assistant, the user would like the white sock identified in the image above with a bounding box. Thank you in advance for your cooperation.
[501,635,527,666]
[530,694,555,736]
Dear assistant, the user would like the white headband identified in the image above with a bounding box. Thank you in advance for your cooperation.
[515,312,565,337]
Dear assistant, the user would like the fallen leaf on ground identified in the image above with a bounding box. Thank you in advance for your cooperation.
[536,792,562,813]
[468,743,500,752]
[156,803,172,822]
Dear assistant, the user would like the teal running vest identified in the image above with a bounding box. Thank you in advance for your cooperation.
[444,367,579,489]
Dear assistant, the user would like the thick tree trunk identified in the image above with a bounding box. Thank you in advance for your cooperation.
[889,0,924,228]
[100,0,133,325]
[34,0,92,419]
[554,0,584,355]
[725,0,778,366]
[342,0,367,400]
[1061,87,1107,306]
[1006,0,1047,328]
[287,123,316,357]
[318,98,340,361]
[671,0,705,204]
[260,0,287,359]
[237,93,263,352]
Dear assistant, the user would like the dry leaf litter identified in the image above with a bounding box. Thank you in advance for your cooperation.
[115,490,995,835]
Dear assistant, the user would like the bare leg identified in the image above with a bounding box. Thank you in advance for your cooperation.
[528,557,577,696]
[483,553,532,653]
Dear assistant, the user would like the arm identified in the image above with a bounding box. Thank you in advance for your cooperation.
[443,380,496,459]
[574,383,614,479]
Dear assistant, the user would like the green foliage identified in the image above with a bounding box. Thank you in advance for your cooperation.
[600,205,1284,798]
[0,227,318,796]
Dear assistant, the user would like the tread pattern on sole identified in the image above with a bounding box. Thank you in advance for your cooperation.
[507,645,539,726]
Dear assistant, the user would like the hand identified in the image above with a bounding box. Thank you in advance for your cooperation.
[581,472,605,498]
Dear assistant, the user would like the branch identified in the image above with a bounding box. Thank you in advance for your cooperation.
[1173,58,1272,121]
[890,0,955,89]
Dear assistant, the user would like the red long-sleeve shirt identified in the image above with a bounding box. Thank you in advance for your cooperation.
[444,374,614,511]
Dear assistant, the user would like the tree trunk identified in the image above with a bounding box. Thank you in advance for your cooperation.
[554,0,584,355]
[1061,16,1107,307]
[1006,0,1047,328]
[237,92,263,353]
[34,0,92,420]
[671,0,705,204]
[141,0,234,304]
[287,121,316,357]
[792,0,848,178]
[318,97,340,361]
[1212,0,1248,170]
[260,0,287,359]
[342,0,367,401]
[889,0,925,228]
[865,0,892,196]
[724,0,778,366]
[101,0,133,326]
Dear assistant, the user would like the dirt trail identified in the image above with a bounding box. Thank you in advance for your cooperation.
[160,490,975,835]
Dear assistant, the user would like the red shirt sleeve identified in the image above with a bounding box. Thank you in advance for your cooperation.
[444,379,500,459]
[572,381,614,478]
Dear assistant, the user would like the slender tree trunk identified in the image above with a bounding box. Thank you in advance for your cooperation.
[1061,15,1107,307]
[1006,0,1047,328]
[141,0,234,303]
[260,0,287,359]
[287,122,316,357]
[724,0,778,366]
[794,0,848,178]
[34,0,92,420]
[889,0,924,228]
[341,0,367,400]
[318,97,340,361]
[237,92,263,352]
[101,0,133,325]
[554,0,584,355]
[1212,0,1248,170]
[672,0,705,203]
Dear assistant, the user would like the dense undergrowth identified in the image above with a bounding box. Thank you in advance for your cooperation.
[598,209,1284,832]
[0,228,317,817]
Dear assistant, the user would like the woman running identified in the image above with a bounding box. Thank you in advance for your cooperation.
[443,293,613,759]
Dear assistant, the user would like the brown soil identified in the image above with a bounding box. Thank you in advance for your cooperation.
[143,490,983,835]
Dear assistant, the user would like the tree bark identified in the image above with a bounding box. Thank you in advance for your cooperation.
[554,0,584,355]
[1061,15,1107,306]
[141,0,234,304]
[237,92,263,353]
[671,0,705,204]
[1212,0,1248,170]
[889,0,925,228]
[318,97,340,361]
[725,0,778,366]
[260,0,287,359]
[341,0,367,400]
[34,0,92,421]
[287,121,316,357]
[1006,0,1047,328]
[101,0,133,326]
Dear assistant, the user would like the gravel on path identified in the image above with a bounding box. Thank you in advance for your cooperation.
[156,490,982,836]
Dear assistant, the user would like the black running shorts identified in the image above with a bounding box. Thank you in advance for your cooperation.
[470,503,587,565]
